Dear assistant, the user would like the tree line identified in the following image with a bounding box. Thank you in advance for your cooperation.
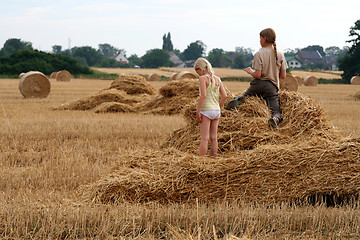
[0,19,359,82]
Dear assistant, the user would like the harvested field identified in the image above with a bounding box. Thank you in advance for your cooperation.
[1,72,360,239]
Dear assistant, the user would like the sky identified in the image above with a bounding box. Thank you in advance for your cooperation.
[1,0,359,57]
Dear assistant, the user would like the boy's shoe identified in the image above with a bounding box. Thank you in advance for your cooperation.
[225,95,246,110]
[268,117,279,130]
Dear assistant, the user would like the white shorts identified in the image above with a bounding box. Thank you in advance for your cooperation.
[200,110,221,120]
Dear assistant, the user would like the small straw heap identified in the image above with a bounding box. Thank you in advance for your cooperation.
[109,75,156,95]
[53,75,156,112]
[53,89,142,111]
[19,71,51,98]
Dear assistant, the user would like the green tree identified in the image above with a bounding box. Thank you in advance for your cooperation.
[339,19,360,83]
[325,46,341,57]
[128,54,141,67]
[71,46,103,66]
[141,49,172,68]
[98,43,120,57]
[0,38,33,57]
[162,32,173,52]
[0,49,92,75]
[52,45,62,53]
[208,48,232,68]
[182,40,206,60]
[232,47,253,68]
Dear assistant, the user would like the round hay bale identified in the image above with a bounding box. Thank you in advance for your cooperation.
[280,75,298,92]
[354,91,360,101]
[147,73,160,81]
[50,71,58,79]
[293,75,302,86]
[175,71,197,80]
[56,70,71,81]
[170,72,178,80]
[19,71,51,98]
[304,76,318,86]
[19,73,25,78]
[350,76,360,85]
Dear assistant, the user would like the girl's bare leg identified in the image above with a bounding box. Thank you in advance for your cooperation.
[199,116,211,156]
[209,118,219,158]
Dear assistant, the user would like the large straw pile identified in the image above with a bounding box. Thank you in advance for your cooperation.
[163,91,341,153]
[81,138,360,204]
[109,75,156,95]
[139,78,199,115]
[79,88,360,205]
[19,71,51,98]
[53,89,143,111]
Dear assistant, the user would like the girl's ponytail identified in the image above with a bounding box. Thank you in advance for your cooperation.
[194,57,215,83]
[273,42,281,69]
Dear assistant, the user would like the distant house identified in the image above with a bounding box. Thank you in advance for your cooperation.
[323,56,339,71]
[287,57,302,69]
[113,51,129,64]
[168,51,185,68]
[296,50,323,65]
[185,60,196,68]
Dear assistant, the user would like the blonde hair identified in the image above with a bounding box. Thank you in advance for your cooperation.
[260,28,281,68]
[194,57,215,82]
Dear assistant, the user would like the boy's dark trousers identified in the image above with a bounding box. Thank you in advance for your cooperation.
[236,79,282,121]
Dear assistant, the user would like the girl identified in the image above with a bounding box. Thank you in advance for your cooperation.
[226,28,288,129]
[194,58,227,158]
